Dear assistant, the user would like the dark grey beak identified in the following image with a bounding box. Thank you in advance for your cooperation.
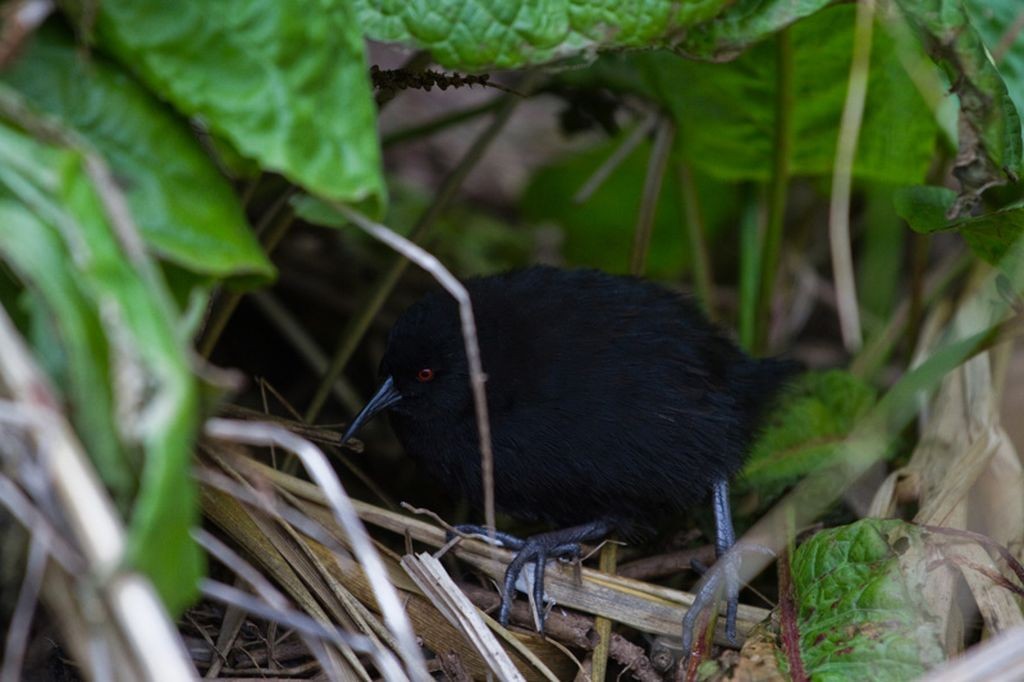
[342,376,402,446]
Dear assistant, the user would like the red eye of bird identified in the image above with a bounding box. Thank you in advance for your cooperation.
[416,368,435,383]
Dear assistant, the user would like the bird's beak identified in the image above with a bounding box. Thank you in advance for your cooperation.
[342,375,402,445]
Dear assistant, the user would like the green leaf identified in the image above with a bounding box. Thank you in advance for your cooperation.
[93,0,385,210]
[572,5,940,183]
[965,0,1024,162]
[954,201,1024,267]
[894,0,1023,215]
[675,0,833,60]
[893,185,957,233]
[354,0,830,70]
[0,114,202,612]
[2,27,273,283]
[0,199,129,500]
[356,0,721,70]
[892,187,1023,273]
[740,371,877,502]
[788,520,946,679]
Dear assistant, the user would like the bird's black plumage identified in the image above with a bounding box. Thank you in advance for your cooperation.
[343,266,797,647]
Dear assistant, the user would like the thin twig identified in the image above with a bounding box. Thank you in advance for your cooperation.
[574,111,659,204]
[630,118,675,276]
[203,418,427,681]
[249,291,363,414]
[199,579,367,680]
[828,0,874,351]
[382,98,504,147]
[0,472,80,571]
[304,74,540,422]
[777,549,808,682]
[193,530,390,680]
[993,8,1024,64]
[0,0,52,69]
[329,205,498,544]
[1,535,47,682]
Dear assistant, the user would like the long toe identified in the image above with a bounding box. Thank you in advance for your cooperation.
[723,553,741,645]
[680,564,724,656]
[450,524,526,550]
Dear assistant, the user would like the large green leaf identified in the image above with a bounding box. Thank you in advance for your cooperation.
[0,200,128,499]
[894,187,1023,274]
[741,371,878,503]
[571,5,940,183]
[895,0,1023,215]
[965,1,1024,148]
[92,0,385,209]
[0,114,202,612]
[675,0,833,60]
[354,0,831,70]
[786,520,946,679]
[956,202,1024,268]
[2,28,273,282]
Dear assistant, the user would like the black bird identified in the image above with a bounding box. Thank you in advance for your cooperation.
[342,266,797,648]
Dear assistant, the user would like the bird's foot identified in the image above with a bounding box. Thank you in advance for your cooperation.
[451,521,612,631]
[681,547,741,656]
[445,525,579,629]
[498,534,583,630]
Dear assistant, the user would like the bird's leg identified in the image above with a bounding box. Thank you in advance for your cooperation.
[496,519,614,631]
[681,479,741,654]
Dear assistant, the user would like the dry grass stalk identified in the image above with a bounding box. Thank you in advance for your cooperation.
[402,552,530,681]
[199,449,574,680]
[0,306,194,681]
[204,418,428,680]
[226,453,769,644]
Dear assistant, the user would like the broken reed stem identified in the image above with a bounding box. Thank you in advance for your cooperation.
[753,28,793,355]
[828,0,875,352]
[304,76,537,423]
[590,541,619,682]
[629,117,674,276]
[329,204,499,546]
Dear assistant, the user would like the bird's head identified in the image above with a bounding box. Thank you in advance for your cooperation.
[341,292,470,445]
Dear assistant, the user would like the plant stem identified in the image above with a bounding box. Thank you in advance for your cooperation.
[738,186,763,353]
[382,98,503,147]
[629,117,674,276]
[829,0,876,352]
[590,540,619,682]
[753,28,793,356]
[678,161,716,321]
